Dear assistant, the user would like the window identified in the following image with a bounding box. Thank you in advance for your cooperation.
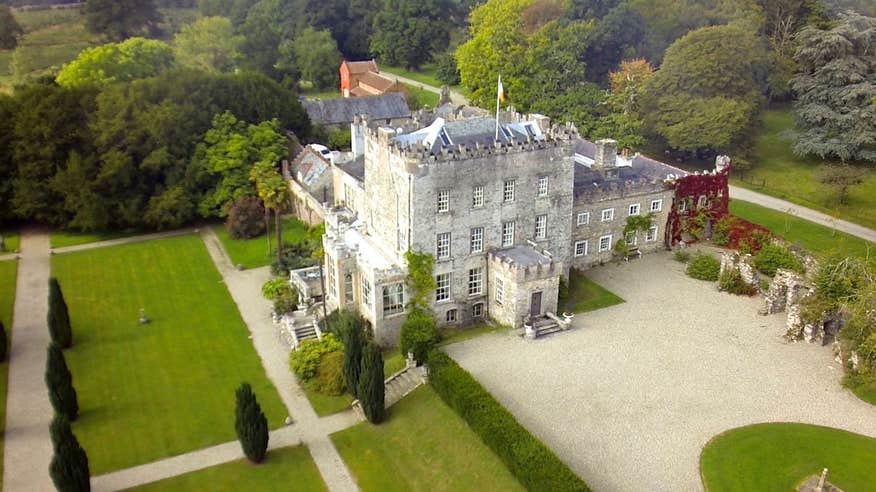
[344,184,354,206]
[650,199,663,212]
[446,309,457,322]
[537,176,549,196]
[574,240,588,257]
[645,226,658,242]
[599,234,612,252]
[470,227,484,253]
[503,180,516,202]
[679,198,688,212]
[437,189,449,213]
[472,185,484,208]
[495,276,504,305]
[577,212,590,226]
[502,221,515,247]
[472,302,484,317]
[382,283,404,316]
[468,268,483,296]
[697,195,708,208]
[435,273,451,302]
[629,203,640,216]
[436,232,451,259]
[601,208,614,222]
[361,277,371,306]
[344,274,353,303]
[625,231,637,246]
[326,255,336,296]
[534,215,547,239]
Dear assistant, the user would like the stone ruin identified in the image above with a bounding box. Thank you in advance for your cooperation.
[760,268,843,346]
[718,251,758,287]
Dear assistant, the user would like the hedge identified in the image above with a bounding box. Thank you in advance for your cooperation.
[428,351,590,492]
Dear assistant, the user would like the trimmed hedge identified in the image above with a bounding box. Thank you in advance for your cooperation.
[686,253,720,281]
[428,351,590,492]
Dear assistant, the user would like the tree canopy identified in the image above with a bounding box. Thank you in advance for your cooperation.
[286,27,342,90]
[0,5,23,50]
[174,16,244,73]
[370,0,454,70]
[56,38,175,88]
[84,0,162,40]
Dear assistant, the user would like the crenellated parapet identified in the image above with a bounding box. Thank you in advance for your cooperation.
[575,177,669,203]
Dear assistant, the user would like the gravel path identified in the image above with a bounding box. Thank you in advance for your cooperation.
[730,186,876,244]
[51,228,197,254]
[2,230,54,492]
[445,252,876,492]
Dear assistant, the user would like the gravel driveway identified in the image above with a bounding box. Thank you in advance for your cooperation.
[445,252,876,492]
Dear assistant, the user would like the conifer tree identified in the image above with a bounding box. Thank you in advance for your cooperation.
[357,342,385,424]
[339,315,363,398]
[234,382,269,463]
[48,278,73,348]
[49,414,90,492]
[0,320,7,362]
[46,343,79,420]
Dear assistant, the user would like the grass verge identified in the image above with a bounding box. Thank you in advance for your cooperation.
[331,385,523,492]
[0,232,19,253]
[126,446,326,491]
[0,260,18,484]
[402,83,439,109]
[381,64,443,88]
[50,230,143,249]
[729,199,875,260]
[700,423,876,491]
[52,235,288,474]
[212,217,312,269]
[438,322,505,347]
[561,268,625,313]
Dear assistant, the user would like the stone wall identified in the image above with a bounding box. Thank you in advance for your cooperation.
[719,251,758,285]
[488,253,562,328]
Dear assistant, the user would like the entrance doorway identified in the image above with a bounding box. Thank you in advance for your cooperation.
[530,291,542,317]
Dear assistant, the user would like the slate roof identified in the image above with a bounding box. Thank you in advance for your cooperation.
[394,117,545,153]
[572,140,688,197]
[337,157,365,182]
[291,148,330,188]
[302,93,411,125]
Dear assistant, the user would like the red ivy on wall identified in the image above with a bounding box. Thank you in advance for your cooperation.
[665,165,731,246]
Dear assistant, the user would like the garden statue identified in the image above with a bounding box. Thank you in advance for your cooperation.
[139,308,150,325]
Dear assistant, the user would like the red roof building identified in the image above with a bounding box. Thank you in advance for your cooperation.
[339,60,403,98]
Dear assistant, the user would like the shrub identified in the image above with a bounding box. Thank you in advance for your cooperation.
[428,351,590,492]
[752,244,804,277]
[234,382,269,463]
[225,195,266,239]
[357,342,385,424]
[262,278,298,314]
[48,277,72,348]
[0,320,6,362]
[673,249,691,263]
[686,254,720,281]
[327,128,351,150]
[313,350,346,396]
[49,414,90,492]
[270,242,318,276]
[45,343,79,420]
[712,216,733,246]
[289,334,343,381]
[400,308,439,365]
[718,269,758,296]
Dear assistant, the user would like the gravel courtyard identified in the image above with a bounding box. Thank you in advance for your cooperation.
[445,252,876,492]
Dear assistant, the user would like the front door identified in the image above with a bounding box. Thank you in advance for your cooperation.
[530,291,542,317]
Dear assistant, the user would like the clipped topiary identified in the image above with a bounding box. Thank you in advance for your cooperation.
[48,278,73,348]
[357,342,385,424]
[0,320,7,362]
[336,310,365,398]
[686,253,720,281]
[49,414,90,492]
[46,343,79,420]
[313,351,345,396]
[234,382,269,463]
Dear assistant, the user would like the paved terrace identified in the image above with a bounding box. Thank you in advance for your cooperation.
[446,252,876,491]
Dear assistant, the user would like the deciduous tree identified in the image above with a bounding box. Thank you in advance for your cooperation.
[819,163,868,205]
[0,5,24,50]
[285,28,341,90]
[370,0,453,70]
[174,16,243,73]
[56,38,174,88]
[84,0,162,40]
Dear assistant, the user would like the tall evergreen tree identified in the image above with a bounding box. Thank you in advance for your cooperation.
[49,414,90,492]
[357,342,385,424]
[0,5,24,50]
[48,277,73,348]
[46,344,79,420]
[338,313,363,398]
[0,320,7,362]
[234,382,269,463]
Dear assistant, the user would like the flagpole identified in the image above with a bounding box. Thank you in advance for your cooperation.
[495,75,501,141]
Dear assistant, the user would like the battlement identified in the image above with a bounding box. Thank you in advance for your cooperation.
[574,176,670,203]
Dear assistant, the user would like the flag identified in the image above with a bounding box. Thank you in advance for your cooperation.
[498,76,505,102]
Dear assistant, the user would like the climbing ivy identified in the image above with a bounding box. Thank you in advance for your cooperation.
[404,250,437,311]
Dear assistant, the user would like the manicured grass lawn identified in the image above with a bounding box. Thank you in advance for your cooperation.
[0,260,18,485]
[50,230,142,249]
[852,382,876,406]
[126,446,326,492]
[561,268,625,313]
[381,64,443,88]
[438,322,506,347]
[730,199,875,260]
[403,83,439,109]
[52,235,288,474]
[0,232,19,253]
[213,217,312,269]
[700,423,876,492]
[331,385,523,492]
[733,105,876,230]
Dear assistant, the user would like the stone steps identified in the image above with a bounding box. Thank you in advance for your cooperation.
[383,365,426,409]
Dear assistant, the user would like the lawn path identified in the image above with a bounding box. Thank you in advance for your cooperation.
[730,186,876,244]
[384,72,468,106]
[2,230,53,492]
[51,228,197,254]
[197,228,360,492]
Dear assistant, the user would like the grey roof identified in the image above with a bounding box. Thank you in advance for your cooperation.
[302,93,411,125]
[337,157,365,182]
[572,140,688,197]
[291,149,330,187]
[492,245,553,269]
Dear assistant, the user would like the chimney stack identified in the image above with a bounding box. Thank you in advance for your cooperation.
[594,139,618,169]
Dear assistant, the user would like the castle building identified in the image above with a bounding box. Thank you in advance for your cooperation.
[314,108,727,345]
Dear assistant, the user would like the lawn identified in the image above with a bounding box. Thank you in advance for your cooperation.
[733,105,876,230]
[126,446,326,492]
[52,235,288,474]
[438,322,506,347]
[561,268,625,313]
[331,385,523,492]
[50,230,143,249]
[0,260,18,485]
[403,83,439,109]
[213,217,314,269]
[0,232,19,253]
[730,199,875,260]
[381,64,443,88]
[700,423,876,492]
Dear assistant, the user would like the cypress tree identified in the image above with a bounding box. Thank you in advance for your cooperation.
[46,343,79,420]
[234,382,269,463]
[48,278,73,348]
[0,320,7,362]
[357,342,385,424]
[339,315,363,398]
[49,414,90,492]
